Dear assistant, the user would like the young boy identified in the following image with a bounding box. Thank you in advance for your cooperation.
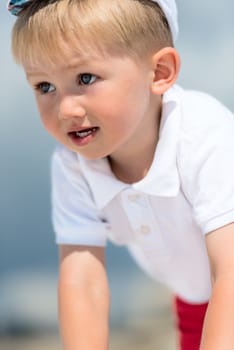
[8,0,234,349]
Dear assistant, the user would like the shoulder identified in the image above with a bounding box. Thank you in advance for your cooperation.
[175,87,234,160]
[52,144,89,178]
[52,144,80,170]
[51,146,109,246]
[51,145,113,204]
[51,144,91,195]
[178,87,234,134]
[175,88,234,233]
[51,145,97,215]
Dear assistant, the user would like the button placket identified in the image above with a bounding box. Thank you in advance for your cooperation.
[121,190,168,255]
[122,191,148,234]
[139,224,151,235]
[127,193,141,202]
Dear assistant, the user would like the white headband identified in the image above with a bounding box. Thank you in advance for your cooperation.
[152,0,178,42]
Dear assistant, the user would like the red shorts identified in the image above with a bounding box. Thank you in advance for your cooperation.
[174,296,208,350]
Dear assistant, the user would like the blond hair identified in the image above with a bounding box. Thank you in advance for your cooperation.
[12,0,173,66]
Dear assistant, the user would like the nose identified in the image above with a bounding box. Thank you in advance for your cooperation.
[58,94,86,120]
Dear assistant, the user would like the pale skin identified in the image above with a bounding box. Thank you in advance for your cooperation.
[24,43,234,349]
[59,245,109,350]
[200,222,234,350]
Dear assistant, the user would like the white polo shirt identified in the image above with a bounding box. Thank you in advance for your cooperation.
[51,85,234,303]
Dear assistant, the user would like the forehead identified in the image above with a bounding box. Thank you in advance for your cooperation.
[21,28,148,75]
[24,47,149,83]
[22,34,112,70]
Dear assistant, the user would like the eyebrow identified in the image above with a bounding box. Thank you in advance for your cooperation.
[26,72,48,81]
[25,57,96,79]
[65,57,92,69]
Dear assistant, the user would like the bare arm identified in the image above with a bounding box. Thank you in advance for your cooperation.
[58,245,110,350]
[200,222,234,349]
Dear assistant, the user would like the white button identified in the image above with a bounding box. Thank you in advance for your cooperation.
[128,194,140,202]
[140,225,151,235]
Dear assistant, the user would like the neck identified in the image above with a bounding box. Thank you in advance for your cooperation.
[109,142,156,184]
[109,101,162,184]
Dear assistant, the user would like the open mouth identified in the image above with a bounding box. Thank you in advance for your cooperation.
[68,127,99,139]
[68,127,99,146]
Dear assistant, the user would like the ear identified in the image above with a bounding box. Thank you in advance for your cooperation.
[150,47,180,95]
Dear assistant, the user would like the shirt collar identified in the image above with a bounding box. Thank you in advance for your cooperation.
[78,85,182,210]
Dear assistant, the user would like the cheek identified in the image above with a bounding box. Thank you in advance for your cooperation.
[41,115,59,139]
[36,100,55,132]
[40,115,52,132]
[37,109,57,138]
[38,108,49,129]
[97,82,146,116]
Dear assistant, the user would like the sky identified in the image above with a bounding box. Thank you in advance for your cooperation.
[0,0,234,331]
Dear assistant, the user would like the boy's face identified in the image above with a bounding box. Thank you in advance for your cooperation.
[24,46,161,161]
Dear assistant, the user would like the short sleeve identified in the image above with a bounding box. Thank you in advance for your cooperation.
[178,92,234,234]
[51,146,108,246]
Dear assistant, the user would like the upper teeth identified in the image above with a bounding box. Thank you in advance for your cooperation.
[76,128,96,138]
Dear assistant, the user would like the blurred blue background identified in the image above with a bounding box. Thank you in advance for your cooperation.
[1,0,234,348]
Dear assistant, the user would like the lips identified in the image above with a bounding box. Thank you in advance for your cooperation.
[68,127,99,146]
[71,127,99,138]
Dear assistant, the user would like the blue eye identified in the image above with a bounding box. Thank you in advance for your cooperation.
[36,82,56,94]
[79,73,97,85]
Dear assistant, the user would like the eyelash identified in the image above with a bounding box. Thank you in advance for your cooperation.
[78,73,97,85]
[34,82,55,94]
[34,73,98,95]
